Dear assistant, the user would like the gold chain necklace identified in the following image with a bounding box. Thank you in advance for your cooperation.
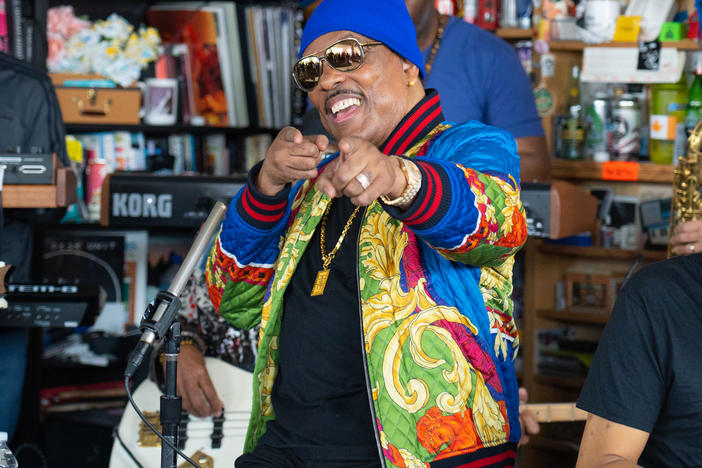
[424,14,448,77]
[310,201,362,296]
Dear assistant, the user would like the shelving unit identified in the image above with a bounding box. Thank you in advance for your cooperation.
[548,38,702,52]
[538,309,610,325]
[3,167,77,208]
[550,159,675,184]
[496,27,533,40]
[64,123,280,136]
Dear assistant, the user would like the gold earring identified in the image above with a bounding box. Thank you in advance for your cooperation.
[408,80,416,86]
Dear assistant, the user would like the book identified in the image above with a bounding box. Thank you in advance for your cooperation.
[0,0,8,53]
[204,133,227,175]
[290,7,306,127]
[7,0,22,60]
[149,3,250,127]
[146,7,230,126]
[211,1,249,127]
[236,3,259,127]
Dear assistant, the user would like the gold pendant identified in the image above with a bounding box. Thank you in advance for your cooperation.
[311,269,330,296]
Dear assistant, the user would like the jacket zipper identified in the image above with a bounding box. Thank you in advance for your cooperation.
[356,205,387,468]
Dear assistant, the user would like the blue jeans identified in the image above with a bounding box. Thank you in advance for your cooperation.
[0,328,28,439]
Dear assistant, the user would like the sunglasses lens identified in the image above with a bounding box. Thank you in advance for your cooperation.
[325,40,363,71]
[293,40,366,91]
[294,57,322,91]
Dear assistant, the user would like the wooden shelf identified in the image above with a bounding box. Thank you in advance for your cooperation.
[532,435,581,453]
[3,167,77,208]
[538,243,667,261]
[551,159,674,183]
[64,123,279,136]
[548,38,702,52]
[538,309,610,325]
[534,374,586,389]
[496,28,533,40]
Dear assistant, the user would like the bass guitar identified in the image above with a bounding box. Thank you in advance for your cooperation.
[109,358,587,467]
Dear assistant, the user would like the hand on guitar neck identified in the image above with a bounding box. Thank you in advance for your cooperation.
[518,387,540,446]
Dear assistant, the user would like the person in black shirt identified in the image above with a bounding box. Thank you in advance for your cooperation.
[575,253,702,467]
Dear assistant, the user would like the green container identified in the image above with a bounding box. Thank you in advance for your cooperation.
[650,79,688,164]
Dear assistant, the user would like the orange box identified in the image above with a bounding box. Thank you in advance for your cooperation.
[50,73,141,125]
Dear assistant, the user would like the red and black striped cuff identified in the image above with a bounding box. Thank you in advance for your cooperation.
[383,159,451,231]
[236,162,290,230]
[379,89,444,156]
[428,443,518,468]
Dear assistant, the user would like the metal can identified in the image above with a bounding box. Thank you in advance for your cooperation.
[585,92,612,159]
[86,160,108,222]
[610,93,641,160]
[501,0,518,27]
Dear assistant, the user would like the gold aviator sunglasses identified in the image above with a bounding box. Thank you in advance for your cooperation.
[292,37,382,92]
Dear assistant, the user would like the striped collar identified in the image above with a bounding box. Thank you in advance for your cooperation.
[379,89,444,156]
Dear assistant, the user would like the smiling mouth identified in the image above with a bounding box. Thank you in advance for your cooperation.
[328,96,362,123]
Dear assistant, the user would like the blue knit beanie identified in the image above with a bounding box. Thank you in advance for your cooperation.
[300,0,425,79]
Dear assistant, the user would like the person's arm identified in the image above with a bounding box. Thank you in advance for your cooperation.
[576,413,649,468]
[314,123,527,266]
[516,136,551,183]
[206,127,329,327]
[390,123,527,267]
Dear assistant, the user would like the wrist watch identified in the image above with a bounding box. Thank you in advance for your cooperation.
[380,157,422,209]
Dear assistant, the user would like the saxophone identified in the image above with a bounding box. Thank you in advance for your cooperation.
[668,119,702,257]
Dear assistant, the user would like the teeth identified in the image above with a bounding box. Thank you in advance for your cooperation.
[331,98,360,115]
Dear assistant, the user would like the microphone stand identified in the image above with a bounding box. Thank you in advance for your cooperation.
[123,201,228,468]
[161,321,182,468]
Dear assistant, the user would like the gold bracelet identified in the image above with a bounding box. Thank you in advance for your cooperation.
[380,157,422,208]
[158,337,200,365]
[180,337,199,348]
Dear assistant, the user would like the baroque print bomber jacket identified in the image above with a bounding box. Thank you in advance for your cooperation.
[206,91,528,467]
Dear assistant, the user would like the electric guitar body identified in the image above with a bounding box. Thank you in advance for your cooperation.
[109,358,252,468]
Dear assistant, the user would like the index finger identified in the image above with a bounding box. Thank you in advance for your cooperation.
[303,134,329,152]
[198,372,224,417]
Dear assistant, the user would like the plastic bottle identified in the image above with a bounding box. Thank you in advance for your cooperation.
[0,432,18,468]
[685,60,702,134]
[649,77,688,164]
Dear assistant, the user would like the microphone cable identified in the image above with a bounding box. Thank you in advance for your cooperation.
[124,376,202,468]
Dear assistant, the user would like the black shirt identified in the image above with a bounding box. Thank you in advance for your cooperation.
[258,197,379,463]
[577,254,702,467]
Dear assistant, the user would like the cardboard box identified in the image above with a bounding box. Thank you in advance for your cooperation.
[51,73,141,125]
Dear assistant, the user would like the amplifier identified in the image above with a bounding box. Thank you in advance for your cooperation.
[0,283,102,328]
[101,173,246,228]
[522,181,600,240]
[0,153,55,184]
[522,183,551,238]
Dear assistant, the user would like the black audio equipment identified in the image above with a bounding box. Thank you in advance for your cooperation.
[0,153,55,184]
[101,173,246,228]
[522,183,551,238]
[0,283,102,328]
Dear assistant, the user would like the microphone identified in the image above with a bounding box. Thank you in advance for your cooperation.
[125,201,228,378]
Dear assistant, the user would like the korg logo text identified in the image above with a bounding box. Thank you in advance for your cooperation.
[113,193,173,218]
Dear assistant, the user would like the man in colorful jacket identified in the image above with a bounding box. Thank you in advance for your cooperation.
[206,0,527,466]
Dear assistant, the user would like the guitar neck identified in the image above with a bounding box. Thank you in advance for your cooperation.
[522,402,588,423]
